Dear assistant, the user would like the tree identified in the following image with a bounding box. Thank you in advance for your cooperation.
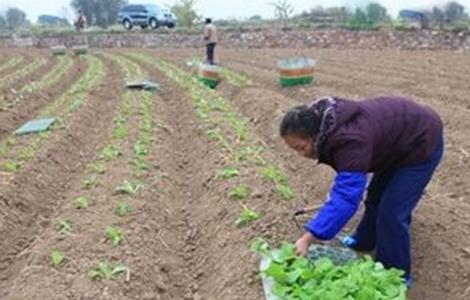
[249,15,263,22]
[71,0,127,28]
[0,16,6,29]
[309,6,324,15]
[269,0,294,27]
[366,2,388,23]
[432,6,445,27]
[6,8,28,28]
[170,0,200,28]
[444,1,465,22]
[326,6,351,22]
[355,8,368,23]
[96,0,126,28]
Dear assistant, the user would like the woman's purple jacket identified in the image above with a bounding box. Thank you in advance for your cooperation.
[305,96,443,240]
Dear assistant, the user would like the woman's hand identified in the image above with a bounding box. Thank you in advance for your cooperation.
[295,231,316,256]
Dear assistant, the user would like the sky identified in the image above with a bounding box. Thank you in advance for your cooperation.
[0,0,469,23]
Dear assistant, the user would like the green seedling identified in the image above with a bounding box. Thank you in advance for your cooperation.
[220,68,252,86]
[218,167,240,179]
[133,170,146,179]
[88,162,106,174]
[19,143,38,161]
[84,175,98,189]
[206,128,230,149]
[236,205,259,227]
[139,114,153,125]
[88,261,128,280]
[194,98,211,119]
[69,97,83,112]
[260,165,288,184]
[140,121,152,134]
[38,131,50,139]
[75,196,90,209]
[0,143,9,156]
[116,180,143,195]
[140,119,152,131]
[249,237,272,258]
[132,158,148,172]
[133,141,148,156]
[56,220,72,234]
[122,100,132,115]
[115,115,128,125]
[207,128,222,141]
[52,117,65,129]
[6,137,16,146]
[230,117,248,141]
[229,185,252,200]
[137,137,151,150]
[114,124,128,139]
[234,146,266,166]
[51,250,65,268]
[2,160,19,172]
[0,138,15,157]
[100,145,120,161]
[139,118,152,130]
[138,130,151,142]
[116,202,130,217]
[276,184,295,201]
[210,97,228,112]
[106,225,123,246]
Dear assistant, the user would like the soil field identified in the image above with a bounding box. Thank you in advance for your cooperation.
[0,47,469,300]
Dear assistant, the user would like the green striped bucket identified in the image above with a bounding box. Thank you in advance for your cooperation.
[279,76,315,87]
[198,77,219,89]
[198,64,220,89]
[51,46,67,56]
[73,46,88,55]
[278,58,316,87]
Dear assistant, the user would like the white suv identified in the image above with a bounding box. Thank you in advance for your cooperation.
[118,4,175,30]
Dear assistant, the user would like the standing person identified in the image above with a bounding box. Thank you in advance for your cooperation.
[75,10,87,32]
[203,18,218,65]
[279,96,444,286]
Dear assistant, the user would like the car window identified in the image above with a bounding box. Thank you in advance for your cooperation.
[136,5,146,12]
[145,5,159,13]
[123,5,145,13]
[122,5,133,12]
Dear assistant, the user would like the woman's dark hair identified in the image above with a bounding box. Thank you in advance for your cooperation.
[280,105,322,138]
[205,18,212,24]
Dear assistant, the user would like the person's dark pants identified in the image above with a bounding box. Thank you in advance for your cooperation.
[352,138,444,279]
[206,43,216,65]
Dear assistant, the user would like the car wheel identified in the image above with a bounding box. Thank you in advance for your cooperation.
[149,18,159,29]
[166,22,175,29]
[124,19,133,30]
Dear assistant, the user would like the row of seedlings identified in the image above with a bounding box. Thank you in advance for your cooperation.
[0,54,25,74]
[50,54,135,279]
[0,55,75,111]
[0,56,48,89]
[0,55,105,174]
[51,53,156,285]
[127,53,295,229]
[88,54,157,281]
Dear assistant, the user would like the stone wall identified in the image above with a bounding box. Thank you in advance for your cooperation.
[1,29,470,51]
